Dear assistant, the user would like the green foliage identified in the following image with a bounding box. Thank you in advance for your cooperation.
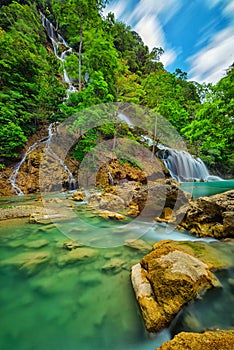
[183,64,234,175]
[0,0,232,176]
[0,121,27,158]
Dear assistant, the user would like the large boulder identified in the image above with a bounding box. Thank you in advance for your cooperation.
[174,190,234,238]
[131,239,233,333]
[129,183,191,220]
[158,329,234,350]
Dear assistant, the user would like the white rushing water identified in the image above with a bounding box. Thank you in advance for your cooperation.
[156,144,222,182]
[9,123,76,195]
[40,12,77,99]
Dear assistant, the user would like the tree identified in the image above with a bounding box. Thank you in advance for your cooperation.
[182,64,234,175]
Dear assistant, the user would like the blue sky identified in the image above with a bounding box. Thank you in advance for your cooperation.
[104,0,234,83]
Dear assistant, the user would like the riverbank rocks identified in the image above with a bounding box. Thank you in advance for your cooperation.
[158,329,234,350]
[0,205,45,221]
[174,190,234,238]
[131,240,234,333]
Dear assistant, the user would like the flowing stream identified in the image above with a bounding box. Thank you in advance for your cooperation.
[40,12,77,99]
[9,123,76,196]
[0,184,233,350]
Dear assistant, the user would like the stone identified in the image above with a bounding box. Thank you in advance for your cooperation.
[97,210,126,220]
[1,251,50,275]
[158,329,234,350]
[24,239,49,249]
[0,205,46,221]
[72,190,86,202]
[130,240,232,333]
[102,258,127,274]
[63,241,82,250]
[175,190,234,238]
[124,239,152,254]
[57,247,99,266]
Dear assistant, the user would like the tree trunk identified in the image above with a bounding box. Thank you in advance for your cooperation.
[78,21,83,91]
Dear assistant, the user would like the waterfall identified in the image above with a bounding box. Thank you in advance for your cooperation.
[9,141,44,196]
[106,166,114,186]
[9,123,76,195]
[40,12,77,99]
[156,145,222,182]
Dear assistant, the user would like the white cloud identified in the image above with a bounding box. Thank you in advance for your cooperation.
[188,27,234,83]
[223,0,234,21]
[134,14,165,49]
[128,0,181,25]
[161,49,177,67]
[103,0,127,18]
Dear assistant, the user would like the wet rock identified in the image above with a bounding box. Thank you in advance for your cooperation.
[97,210,126,220]
[72,190,86,202]
[1,251,50,275]
[29,212,65,224]
[63,241,82,250]
[158,329,234,350]
[24,239,49,249]
[102,258,127,274]
[175,190,234,238]
[129,184,190,220]
[89,192,125,212]
[131,240,228,333]
[0,205,45,221]
[124,239,152,255]
[57,247,99,266]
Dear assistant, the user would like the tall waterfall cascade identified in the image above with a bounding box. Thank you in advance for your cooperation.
[9,123,76,195]
[40,12,77,99]
[156,144,222,182]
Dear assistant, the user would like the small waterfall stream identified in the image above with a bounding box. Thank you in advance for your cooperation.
[40,12,77,99]
[9,123,76,195]
[9,141,45,196]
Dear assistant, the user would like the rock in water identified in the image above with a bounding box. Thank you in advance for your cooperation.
[158,329,234,350]
[131,240,228,333]
[175,190,234,238]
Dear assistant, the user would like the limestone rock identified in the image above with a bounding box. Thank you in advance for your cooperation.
[0,205,45,221]
[175,190,234,238]
[102,258,127,274]
[57,247,99,266]
[97,210,126,220]
[124,239,152,255]
[72,190,86,202]
[158,329,234,350]
[131,240,232,333]
[1,251,50,275]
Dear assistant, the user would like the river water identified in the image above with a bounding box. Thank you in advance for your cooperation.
[0,187,233,350]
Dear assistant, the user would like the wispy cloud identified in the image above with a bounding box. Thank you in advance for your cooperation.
[103,0,127,18]
[161,49,178,67]
[188,27,234,83]
[134,14,165,48]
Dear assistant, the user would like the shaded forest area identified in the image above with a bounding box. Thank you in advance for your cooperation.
[0,0,233,176]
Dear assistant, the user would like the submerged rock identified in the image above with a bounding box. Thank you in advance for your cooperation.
[124,239,152,255]
[158,329,234,350]
[131,240,233,333]
[102,258,127,274]
[57,247,99,266]
[0,251,50,275]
